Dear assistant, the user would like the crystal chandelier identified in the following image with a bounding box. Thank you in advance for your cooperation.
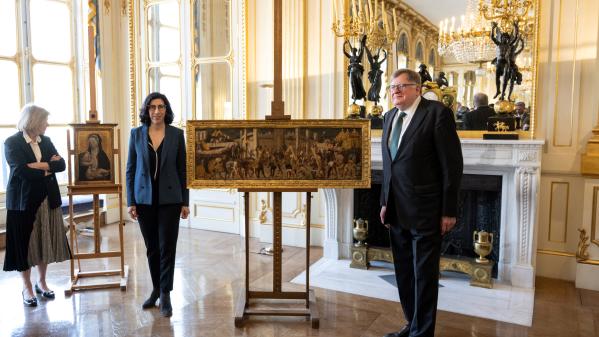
[438,0,495,64]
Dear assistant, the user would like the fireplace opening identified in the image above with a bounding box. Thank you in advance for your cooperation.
[353,171,502,278]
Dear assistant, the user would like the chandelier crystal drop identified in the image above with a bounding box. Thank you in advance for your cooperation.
[438,0,495,64]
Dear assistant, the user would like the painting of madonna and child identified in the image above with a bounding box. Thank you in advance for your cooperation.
[186,120,371,189]
[72,125,116,185]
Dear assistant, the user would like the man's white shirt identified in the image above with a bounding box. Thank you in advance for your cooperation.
[388,95,421,150]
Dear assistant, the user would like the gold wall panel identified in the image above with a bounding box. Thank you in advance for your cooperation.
[548,181,569,243]
[591,186,599,247]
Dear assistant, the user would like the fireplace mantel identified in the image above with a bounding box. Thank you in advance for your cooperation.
[322,138,544,289]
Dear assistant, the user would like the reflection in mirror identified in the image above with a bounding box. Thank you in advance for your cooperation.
[192,0,231,58]
[435,0,538,131]
[147,1,180,63]
[396,33,409,69]
[415,41,424,66]
[194,62,231,120]
[402,0,537,134]
[428,48,435,71]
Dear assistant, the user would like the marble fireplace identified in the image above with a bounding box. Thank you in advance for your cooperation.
[320,138,544,289]
[292,138,544,325]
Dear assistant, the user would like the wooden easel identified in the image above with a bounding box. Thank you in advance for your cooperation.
[235,190,319,328]
[233,0,319,328]
[63,23,128,295]
[64,127,128,295]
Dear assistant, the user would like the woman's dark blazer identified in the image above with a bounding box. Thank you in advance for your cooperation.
[4,131,66,211]
[126,125,189,207]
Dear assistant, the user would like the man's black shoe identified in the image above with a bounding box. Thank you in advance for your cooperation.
[383,324,410,337]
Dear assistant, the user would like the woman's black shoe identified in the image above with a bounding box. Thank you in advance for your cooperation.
[22,290,38,307]
[35,283,55,299]
[159,291,172,317]
[142,289,160,309]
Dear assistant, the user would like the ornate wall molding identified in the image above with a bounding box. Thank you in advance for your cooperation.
[322,188,339,259]
[516,166,539,265]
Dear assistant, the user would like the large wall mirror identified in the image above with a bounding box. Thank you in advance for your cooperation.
[430,0,538,139]
[343,0,539,139]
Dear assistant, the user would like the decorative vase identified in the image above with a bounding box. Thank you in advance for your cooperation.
[353,218,368,247]
[473,230,494,264]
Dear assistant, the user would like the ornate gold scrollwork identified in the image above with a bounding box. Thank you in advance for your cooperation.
[259,199,268,224]
[577,228,590,261]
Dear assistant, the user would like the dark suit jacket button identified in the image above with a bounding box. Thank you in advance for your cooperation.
[168,186,172,189]
[141,186,144,189]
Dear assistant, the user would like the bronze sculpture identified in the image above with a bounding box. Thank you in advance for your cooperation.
[343,35,367,103]
[436,71,449,89]
[418,63,433,85]
[365,46,388,104]
[491,21,524,101]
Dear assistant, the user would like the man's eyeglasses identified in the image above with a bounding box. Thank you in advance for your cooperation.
[149,104,166,111]
[388,83,418,91]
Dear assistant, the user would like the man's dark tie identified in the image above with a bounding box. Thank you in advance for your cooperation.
[389,111,407,160]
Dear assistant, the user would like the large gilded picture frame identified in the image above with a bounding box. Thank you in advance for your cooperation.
[186,120,371,189]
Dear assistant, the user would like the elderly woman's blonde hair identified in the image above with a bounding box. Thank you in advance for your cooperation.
[17,104,50,132]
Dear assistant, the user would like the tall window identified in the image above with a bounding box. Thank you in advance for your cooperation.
[141,0,233,123]
[0,0,85,190]
[428,47,436,78]
[192,0,232,120]
[396,33,408,69]
[415,41,424,69]
[145,1,182,125]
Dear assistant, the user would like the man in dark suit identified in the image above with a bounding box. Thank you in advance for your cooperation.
[513,101,530,130]
[462,93,495,130]
[380,69,463,337]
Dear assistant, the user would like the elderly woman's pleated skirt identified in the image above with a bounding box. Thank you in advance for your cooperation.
[3,198,71,272]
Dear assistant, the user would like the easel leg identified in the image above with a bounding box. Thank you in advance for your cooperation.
[234,192,251,327]
[233,190,319,329]
[93,194,100,253]
[118,193,127,290]
[309,289,320,329]
[66,193,75,296]
[273,192,282,293]
[305,192,311,308]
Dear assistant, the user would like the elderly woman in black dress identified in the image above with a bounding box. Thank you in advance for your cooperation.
[3,104,71,306]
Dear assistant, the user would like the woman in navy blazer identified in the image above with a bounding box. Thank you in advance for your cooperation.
[126,92,189,317]
[3,104,71,307]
